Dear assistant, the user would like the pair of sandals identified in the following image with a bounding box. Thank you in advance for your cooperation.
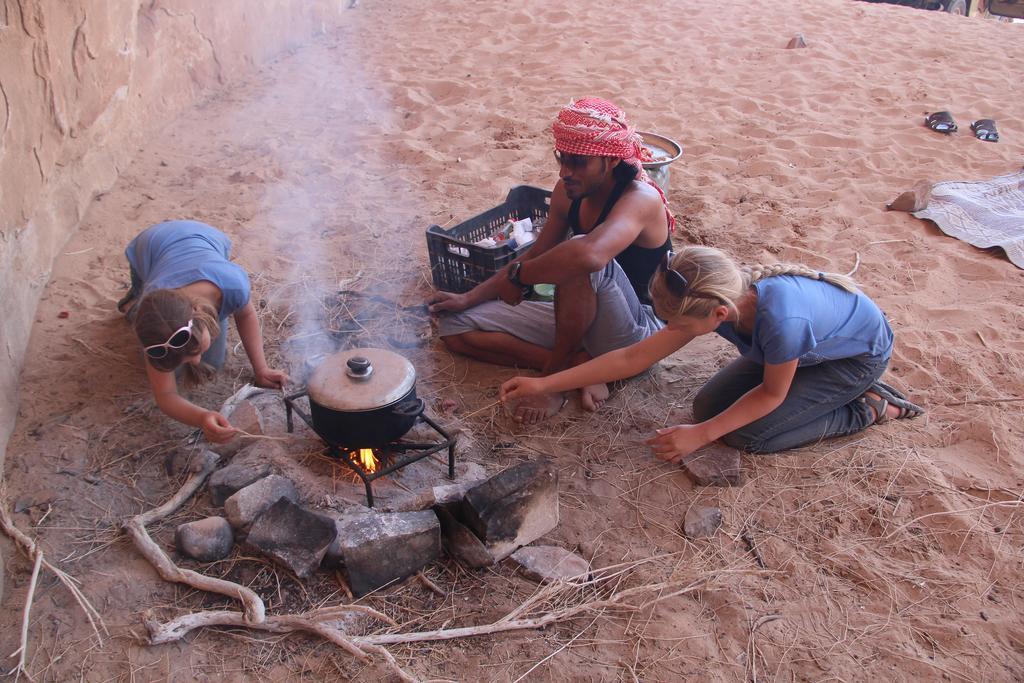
[860,381,924,425]
[925,111,999,142]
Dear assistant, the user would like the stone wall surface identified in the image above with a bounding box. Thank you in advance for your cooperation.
[0,0,348,476]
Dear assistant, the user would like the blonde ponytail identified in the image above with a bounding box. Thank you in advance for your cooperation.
[743,263,858,293]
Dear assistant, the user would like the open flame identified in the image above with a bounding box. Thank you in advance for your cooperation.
[357,448,379,473]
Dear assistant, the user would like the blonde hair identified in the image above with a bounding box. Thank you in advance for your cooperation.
[650,246,858,322]
[134,289,220,387]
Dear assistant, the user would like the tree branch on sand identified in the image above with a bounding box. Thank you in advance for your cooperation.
[0,488,107,679]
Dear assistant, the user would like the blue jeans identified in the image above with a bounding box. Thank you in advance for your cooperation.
[692,354,889,454]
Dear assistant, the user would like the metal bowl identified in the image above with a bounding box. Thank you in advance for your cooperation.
[637,131,683,196]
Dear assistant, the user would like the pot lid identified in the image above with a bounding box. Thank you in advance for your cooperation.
[308,347,416,411]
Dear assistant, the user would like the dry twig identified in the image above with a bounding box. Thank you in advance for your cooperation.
[0,490,107,679]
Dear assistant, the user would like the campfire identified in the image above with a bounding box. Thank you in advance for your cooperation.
[355,447,380,474]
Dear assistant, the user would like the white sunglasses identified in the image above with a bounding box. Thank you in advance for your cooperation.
[144,319,194,359]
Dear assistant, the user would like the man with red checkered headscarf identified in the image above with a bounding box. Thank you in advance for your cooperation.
[431,97,674,424]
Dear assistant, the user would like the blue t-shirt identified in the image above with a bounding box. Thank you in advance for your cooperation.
[715,275,893,366]
[125,220,251,319]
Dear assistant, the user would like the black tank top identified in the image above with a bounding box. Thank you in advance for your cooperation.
[569,179,671,305]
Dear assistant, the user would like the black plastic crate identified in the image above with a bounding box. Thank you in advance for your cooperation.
[426,185,551,294]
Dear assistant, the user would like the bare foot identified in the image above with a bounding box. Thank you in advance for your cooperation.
[514,393,566,424]
[580,383,609,412]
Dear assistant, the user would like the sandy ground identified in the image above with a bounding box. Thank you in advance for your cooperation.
[2,0,1024,680]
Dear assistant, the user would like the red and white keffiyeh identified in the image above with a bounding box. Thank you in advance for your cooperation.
[552,97,675,231]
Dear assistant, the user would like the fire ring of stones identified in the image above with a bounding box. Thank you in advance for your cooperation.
[171,390,578,596]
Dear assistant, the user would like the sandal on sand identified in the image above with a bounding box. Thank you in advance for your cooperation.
[971,119,999,142]
[861,381,925,424]
[925,111,958,134]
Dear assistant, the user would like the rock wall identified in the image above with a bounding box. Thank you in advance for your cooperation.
[0,1,348,476]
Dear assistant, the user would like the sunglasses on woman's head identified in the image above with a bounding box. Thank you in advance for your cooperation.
[659,252,690,297]
[144,320,194,359]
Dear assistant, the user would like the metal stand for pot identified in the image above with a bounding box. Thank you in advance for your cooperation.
[283,390,456,508]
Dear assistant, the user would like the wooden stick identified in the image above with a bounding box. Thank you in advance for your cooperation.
[335,570,354,600]
[0,494,107,651]
[234,429,292,442]
[741,527,767,569]
[846,252,861,277]
[460,399,503,419]
[143,610,414,682]
[416,570,445,597]
[864,238,909,247]
[143,578,710,649]
[942,397,1024,406]
[7,548,42,677]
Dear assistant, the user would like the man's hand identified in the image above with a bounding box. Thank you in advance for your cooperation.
[644,424,708,463]
[429,291,471,314]
[255,367,289,390]
[500,375,548,402]
[496,278,526,306]
[201,410,237,444]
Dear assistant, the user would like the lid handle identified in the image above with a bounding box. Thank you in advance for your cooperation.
[346,356,373,379]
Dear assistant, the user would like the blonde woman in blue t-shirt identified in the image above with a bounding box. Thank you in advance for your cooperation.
[500,246,922,461]
[120,220,287,444]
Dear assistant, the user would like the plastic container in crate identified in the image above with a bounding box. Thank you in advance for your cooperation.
[426,185,551,294]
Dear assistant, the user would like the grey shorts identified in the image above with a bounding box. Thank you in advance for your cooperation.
[437,258,663,357]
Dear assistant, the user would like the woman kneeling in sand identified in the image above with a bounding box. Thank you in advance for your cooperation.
[119,220,287,444]
[500,246,922,461]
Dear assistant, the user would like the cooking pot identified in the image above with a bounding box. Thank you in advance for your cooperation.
[306,347,424,447]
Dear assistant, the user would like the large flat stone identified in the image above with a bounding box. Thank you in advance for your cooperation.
[434,504,494,569]
[681,446,744,487]
[245,499,337,578]
[224,475,298,530]
[336,511,441,596]
[459,460,559,561]
[510,546,590,583]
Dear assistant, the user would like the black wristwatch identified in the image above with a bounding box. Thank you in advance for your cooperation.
[507,261,532,295]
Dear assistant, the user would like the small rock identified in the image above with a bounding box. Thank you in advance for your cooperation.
[175,516,234,562]
[165,448,220,476]
[785,34,807,49]
[681,447,744,487]
[886,180,933,213]
[224,475,298,530]
[210,400,264,457]
[209,460,272,506]
[245,499,337,578]
[510,546,590,583]
[682,506,723,539]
